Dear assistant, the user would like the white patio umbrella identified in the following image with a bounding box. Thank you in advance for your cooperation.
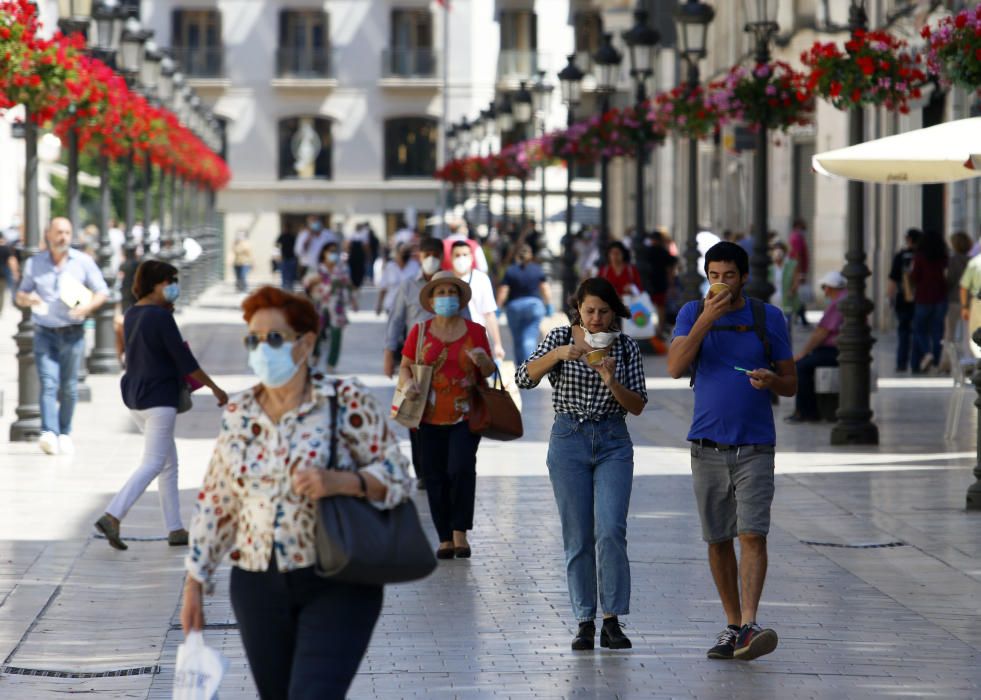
[812,117,981,184]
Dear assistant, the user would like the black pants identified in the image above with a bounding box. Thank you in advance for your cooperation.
[230,563,383,700]
[895,305,914,371]
[408,426,422,477]
[418,421,480,542]
[795,346,839,420]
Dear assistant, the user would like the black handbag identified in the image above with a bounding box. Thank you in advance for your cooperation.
[314,384,437,585]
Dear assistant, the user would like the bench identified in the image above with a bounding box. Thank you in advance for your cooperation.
[814,366,878,422]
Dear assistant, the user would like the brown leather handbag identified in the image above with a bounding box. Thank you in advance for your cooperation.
[468,369,523,441]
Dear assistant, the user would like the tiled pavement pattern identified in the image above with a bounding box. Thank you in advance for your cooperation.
[0,282,978,699]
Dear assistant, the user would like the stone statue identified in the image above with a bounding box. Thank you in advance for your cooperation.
[291,117,322,178]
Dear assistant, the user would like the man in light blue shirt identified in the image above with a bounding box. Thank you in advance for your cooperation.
[16,217,108,455]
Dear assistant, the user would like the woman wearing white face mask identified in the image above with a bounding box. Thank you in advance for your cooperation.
[95,261,228,551]
[182,286,414,699]
[400,272,496,559]
[516,277,648,652]
[304,241,357,374]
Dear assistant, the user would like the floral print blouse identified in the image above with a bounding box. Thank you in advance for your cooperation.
[305,263,355,329]
[186,374,414,592]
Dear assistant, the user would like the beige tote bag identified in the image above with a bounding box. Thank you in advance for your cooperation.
[391,321,433,429]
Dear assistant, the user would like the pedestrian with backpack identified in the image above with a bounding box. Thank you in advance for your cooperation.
[667,242,797,662]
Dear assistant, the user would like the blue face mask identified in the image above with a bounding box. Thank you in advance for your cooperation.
[248,342,299,388]
[433,296,460,317]
[326,252,340,264]
[163,283,180,303]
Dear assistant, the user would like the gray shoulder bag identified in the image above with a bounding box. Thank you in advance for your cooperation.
[314,382,437,585]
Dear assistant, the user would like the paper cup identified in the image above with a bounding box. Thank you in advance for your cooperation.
[707,283,730,299]
[585,349,607,366]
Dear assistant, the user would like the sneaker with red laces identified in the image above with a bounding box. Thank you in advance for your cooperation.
[734,623,778,660]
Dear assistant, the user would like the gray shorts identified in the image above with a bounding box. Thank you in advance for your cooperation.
[690,442,775,544]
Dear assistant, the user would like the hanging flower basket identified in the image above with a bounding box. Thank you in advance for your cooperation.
[710,61,813,131]
[0,0,231,190]
[649,83,721,140]
[923,5,981,92]
[802,30,926,113]
[616,101,666,151]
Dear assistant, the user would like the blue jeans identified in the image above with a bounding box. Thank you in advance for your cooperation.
[912,302,946,371]
[895,305,914,371]
[546,413,634,622]
[505,296,546,365]
[280,258,298,291]
[234,264,250,291]
[33,325,86,435]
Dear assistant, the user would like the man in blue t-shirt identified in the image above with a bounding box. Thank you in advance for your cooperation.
[667,242,797,662]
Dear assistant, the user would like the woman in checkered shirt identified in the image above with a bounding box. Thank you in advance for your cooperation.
[516,277,648,652]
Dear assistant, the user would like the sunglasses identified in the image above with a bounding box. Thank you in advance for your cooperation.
[243,331,298,350]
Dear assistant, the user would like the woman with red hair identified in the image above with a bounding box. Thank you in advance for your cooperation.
[181,285,414,699]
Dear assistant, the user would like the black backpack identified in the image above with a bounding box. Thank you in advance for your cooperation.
[689,297,772,388]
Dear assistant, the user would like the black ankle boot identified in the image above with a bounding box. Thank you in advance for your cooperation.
[601,616,632,649]
[571,621,595,651]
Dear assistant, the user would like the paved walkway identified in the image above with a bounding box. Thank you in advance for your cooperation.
[0,282,978,699]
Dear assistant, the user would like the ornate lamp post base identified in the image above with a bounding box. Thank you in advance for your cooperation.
[830,420,879,446]
[9,312,41,441]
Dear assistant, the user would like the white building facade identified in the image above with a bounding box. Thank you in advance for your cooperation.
[135,0,597,275]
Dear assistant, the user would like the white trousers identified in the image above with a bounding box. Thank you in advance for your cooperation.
[106,406,182,532]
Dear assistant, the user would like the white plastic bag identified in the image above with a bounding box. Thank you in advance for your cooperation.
[172,631,229,700]
[621,292,658,340]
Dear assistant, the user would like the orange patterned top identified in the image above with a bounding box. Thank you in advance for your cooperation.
[402,319,491,426]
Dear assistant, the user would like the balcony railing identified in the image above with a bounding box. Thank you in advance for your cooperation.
[496,50,546,80]
[381,48,438,79]
[276,47,335,79]
[170,46,224,79]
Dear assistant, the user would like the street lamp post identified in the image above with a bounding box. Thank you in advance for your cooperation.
[86,152,120,374]
[57,0,94,36]
[622,7,660,238]
[134,39,162,255]
[470,111,487,236]
[87,12,147,375]
[496,95,514,233]
[593,33,622,249]
[10,111,42,441]
[558,54,585,309]
[741,0,778,302]
[482,103,497,235]
[675,1,715,303]
[531,70,554,231]
[513,82,533,230]
[831,0,879,445]
[446,125,458,211]
[457,117,471,229]
[57,3,95,404]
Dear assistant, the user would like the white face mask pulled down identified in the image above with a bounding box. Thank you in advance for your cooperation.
[581,324,620,349]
